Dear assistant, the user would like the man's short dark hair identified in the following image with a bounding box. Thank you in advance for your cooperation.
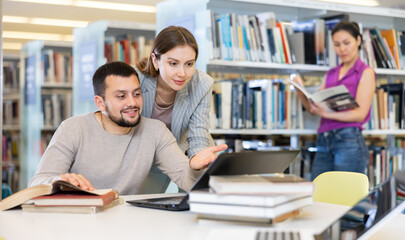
[93,61,139,98]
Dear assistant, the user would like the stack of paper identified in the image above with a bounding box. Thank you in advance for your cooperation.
[189,173,314,223]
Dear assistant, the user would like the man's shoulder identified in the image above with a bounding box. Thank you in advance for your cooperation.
[61,113,94,127]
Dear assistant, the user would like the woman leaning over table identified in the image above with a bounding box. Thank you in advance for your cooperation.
[135,26,215,193]
[293,21,376,180]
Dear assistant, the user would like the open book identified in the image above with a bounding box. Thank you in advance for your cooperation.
[289,74,359,112]
[0,180,117,211]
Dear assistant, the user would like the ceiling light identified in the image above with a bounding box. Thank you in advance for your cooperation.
[7,0,156,13]
[3,42,23,50]
[3,31,74,41]
[3,15,89,28]
[31,18,88,27]
[316,0,379,6]
[75,1,156,13]
[3,16,29,23]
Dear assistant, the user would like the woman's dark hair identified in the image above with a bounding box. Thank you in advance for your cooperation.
[136,26,198,77]
[332,21,363,50]
[93,61,138,98]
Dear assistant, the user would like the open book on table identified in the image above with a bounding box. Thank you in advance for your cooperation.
[0,180,118,211]
[289,74,359,112]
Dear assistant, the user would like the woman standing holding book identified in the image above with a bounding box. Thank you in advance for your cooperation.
[293,21,376,180]
[135,26,215,193]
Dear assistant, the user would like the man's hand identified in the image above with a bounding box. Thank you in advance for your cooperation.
[60,173,95,191]
[189,144,228,170]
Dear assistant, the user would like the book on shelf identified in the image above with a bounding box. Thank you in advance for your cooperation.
[189,189,311,207]
[289,74,359,112]
[0,180,116,211]
[22,197,124,214]
[190,195,313,221]
[209,173,314,195]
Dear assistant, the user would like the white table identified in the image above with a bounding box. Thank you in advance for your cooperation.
[0,194,402,240]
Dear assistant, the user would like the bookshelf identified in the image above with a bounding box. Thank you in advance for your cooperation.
[157,0,405,183]
[19,40,73,190]
[2,57,21,194]
[72,20,155,116]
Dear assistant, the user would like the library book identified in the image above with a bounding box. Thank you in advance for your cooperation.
[289,75,359,112]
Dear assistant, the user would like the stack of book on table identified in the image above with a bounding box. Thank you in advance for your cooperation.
[189,173,314,223]
[0,180,122,214]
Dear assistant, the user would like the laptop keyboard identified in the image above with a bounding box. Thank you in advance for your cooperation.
[255,231,301,240]
[205,229,306,240]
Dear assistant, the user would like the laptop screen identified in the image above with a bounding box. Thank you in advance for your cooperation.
[315,171,405,240]
[191,150,301,191]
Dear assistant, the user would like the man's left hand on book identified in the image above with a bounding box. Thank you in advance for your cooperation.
[60,173,95,191]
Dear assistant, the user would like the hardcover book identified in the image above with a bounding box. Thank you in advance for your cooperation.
[33,190,119,207]
[289,75,359,112]
[191,196,313,220]
[189,189,311,207]
[209,173,314,195]
[22,197,124,214]
[0,180,116,211]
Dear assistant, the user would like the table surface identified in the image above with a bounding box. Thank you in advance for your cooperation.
[0,194,402,240]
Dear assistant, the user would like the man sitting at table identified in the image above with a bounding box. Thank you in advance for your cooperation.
[28,61,227,194]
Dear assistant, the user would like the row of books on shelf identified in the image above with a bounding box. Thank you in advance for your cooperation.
[0,180,122,214]
[3,63,20,90]
[210,78,305,130]
[2,133,19,164]
[104,35,153,65]
[42,49,72,85]
[3,99,19,127]
[368,144,405,189]
[208,11,405,70]
[2,164,19,195]
[41,91,72,129]
[211,77,405,131]
[363,29,405,70]
[189,173,314,223]
[365,83,405,130]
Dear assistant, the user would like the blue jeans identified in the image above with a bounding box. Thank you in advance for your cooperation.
[311,127,368,181]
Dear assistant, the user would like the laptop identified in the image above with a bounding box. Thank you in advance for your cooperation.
[205,170,405,240]
[126,150,301,211]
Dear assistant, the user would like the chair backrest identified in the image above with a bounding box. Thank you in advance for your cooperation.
[312,171,369,206]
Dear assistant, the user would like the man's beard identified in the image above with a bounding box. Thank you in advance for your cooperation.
[105,106,141,128]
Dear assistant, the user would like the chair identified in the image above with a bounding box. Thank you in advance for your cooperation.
[312,171,369,206]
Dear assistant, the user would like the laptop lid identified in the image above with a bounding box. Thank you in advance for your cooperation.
[126,150,300,211]
[315,170,405,240]
[190,150,301,191]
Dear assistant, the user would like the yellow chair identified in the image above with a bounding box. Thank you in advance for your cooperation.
[312,171,369,206]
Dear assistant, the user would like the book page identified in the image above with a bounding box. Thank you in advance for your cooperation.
[311,85,359,112]
[288,78,313,100]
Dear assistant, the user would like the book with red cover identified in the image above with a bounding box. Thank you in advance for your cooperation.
[0,180,117,211]
[33,190,119,207]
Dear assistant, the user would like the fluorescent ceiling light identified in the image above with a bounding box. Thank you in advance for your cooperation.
[7,0,156,13]
[3,15,89,28]
[3,42,23,50]
[316,0,379,6]
[3,31,74,41]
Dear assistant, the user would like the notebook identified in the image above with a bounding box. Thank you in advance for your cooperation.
[126,150,300,211]
[204,170,405,240]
